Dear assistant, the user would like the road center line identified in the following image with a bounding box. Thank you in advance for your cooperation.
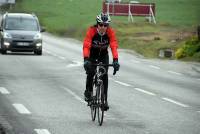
[66,61,82,68]
[62,87,87,104]
[0,87,10,94]
[114,81,131,87]
[52,54,58,57]
[131,60,140,63]
[12,104,31,114]
[43,49,50,54]
[149,65,160,70]
[34,129,51,134]
[58,56,66,60]
[167,70,182,75]
[162,98,189,108]
[134,88,156,96]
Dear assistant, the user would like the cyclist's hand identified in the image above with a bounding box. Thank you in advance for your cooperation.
[113,58,120,75]
[84,58,91,72]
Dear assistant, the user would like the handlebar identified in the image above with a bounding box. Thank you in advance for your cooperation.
[91,63,113,67]
[90,63,117,75]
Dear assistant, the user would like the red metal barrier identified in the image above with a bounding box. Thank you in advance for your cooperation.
[102,2,156,23]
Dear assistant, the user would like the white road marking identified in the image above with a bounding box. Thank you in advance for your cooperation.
[43,49,48,52]
[47,52,53,55]
[0,87,10,94]
[197,111,200,113]
[149,65,160,70]
[162,98,189,108]
[197,79,200,81]
[167,70,182,75]
[44,49,66,60]
[62,87,87,104]
[104,113,110,117]
[52,54,58,57]
[66,61,82,68]
[104,113,116,120]
[106,118,116,120]
[134,88,156,96]
[12,104,31,114]
[34,129,51,134]
[114,80,131,87]
[58,56,66,60]
[43,49,52,54]
[131,60,140,63]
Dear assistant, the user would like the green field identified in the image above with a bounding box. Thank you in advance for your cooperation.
[4,0,200,60]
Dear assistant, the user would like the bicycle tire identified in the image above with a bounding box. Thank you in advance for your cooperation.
[97,82,105,126]
[90,81,97,121]
[90,101,96,121]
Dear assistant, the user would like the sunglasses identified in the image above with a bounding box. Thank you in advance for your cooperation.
[98,23,109,27]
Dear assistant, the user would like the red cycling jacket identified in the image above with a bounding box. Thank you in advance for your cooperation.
[83,26,118,59]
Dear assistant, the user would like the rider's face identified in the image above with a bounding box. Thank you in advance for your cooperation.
[97,23,108,34]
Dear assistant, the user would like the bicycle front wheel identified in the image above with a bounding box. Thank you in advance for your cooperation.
[90,101,96,121]
[97,83,105,126]
[90,83,97,121]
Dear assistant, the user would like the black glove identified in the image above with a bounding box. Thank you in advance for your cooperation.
[113,58,120,75]
[84,58,91,72]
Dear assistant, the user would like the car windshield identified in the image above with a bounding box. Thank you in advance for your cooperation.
[5,17,39,31]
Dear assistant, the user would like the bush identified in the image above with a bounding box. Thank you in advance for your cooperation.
[175,48,186,59]
[176,36,200,59]
[184,37,200,56]
[193,52,200,60]
[184,42,200,56]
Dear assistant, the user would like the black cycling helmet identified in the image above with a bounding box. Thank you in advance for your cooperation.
[96,12,111,24]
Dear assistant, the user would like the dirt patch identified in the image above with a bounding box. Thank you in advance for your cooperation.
[133,32,156,37]
[131,31,195,43]
[168,31,195,42]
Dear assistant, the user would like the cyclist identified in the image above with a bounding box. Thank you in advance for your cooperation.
[83,12,120,111]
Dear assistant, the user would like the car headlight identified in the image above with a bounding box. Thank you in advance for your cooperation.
[34,33,42,40]
[36,43,42,47]
[4,42,10,46]
[3,32,12,38]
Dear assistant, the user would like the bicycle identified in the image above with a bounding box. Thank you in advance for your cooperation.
[88,62,116,126]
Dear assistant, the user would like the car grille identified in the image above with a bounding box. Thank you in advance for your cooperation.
[12,35,34,40]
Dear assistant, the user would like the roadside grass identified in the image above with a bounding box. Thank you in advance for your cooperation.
[4,0,200,60]
[114,22,193,58]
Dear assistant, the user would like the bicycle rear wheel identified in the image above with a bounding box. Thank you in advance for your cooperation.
[97,83,105,126]
[90,84,97,121]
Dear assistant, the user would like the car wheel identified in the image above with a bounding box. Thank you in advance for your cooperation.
[1,49,7,54]
[34,50,42,55]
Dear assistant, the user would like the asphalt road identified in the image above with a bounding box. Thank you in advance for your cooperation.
[0,33,200,134]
